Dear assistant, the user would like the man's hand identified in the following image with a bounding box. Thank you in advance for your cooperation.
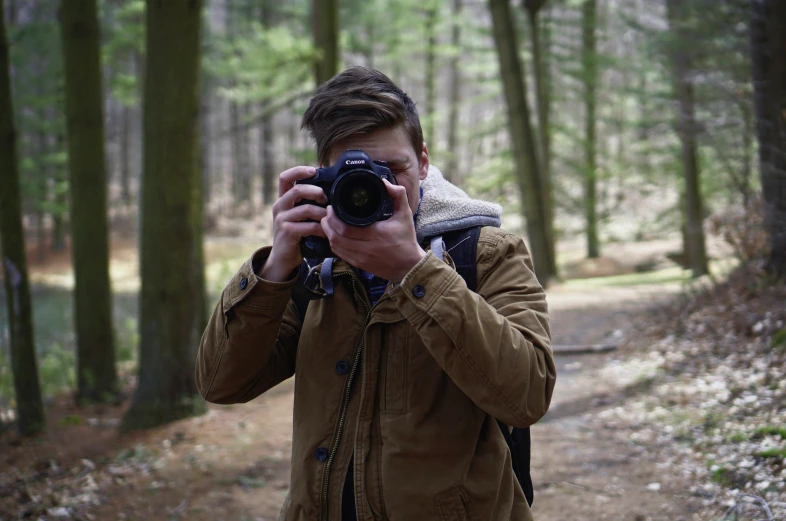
[321,179,426,282]
[261,166,328,282]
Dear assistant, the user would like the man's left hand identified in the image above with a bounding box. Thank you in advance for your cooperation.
[321,179,426,282]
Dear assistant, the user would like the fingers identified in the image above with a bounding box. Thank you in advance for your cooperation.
[383,179,410,217]
[278,166,317,198]
[321,210,372,249]
[279,221,327,240]
[273,184,328,217]
[276,203,328,227]
[323,206,372,241]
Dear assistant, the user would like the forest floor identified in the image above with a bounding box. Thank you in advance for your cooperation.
[1,234,784,521]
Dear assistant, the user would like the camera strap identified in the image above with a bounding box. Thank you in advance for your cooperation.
[320,257,336,296]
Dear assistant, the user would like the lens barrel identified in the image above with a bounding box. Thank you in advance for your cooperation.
[331,169,388,226]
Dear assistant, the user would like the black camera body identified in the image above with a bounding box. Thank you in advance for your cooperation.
[295,149,397,258]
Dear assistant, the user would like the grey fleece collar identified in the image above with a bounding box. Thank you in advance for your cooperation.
[415,165,502,243]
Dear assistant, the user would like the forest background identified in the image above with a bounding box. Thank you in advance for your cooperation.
[0,0,784,519]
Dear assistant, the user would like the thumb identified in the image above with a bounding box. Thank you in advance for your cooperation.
[384,179,410,217]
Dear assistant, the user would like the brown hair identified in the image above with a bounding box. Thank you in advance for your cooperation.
[301,67,424,166]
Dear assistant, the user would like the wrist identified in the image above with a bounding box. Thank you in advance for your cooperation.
[258,249,300,282]
[392,246,427,283]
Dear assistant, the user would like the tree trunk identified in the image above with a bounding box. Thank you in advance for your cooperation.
[751,0,786,278]
[259,0,276,206]
[524,0,557,277]
[51,118,67,252]
[200,73,211,208]
[121,0,206,431]
[312,0,339,86]
[230,100,252,208]
[0,0,46,436]
[227,8,251,209]
[445,0,461,183]
[666,0,709,278]
[59,0,119,403]
[488,0,553,285]
[121,104,132,206]
[582,0,600,259]
[424,0,438,148]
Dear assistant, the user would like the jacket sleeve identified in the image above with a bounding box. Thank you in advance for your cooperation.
[388,229,556,428]
[195,247,302,404]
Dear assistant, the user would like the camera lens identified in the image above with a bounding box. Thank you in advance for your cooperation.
[332,170,385,226]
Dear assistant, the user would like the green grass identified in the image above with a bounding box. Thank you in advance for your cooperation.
[757,448,786,459]
[754,426,786,440]
[562,258,737,289]
[563,266,691,288]
[728,432,748,443]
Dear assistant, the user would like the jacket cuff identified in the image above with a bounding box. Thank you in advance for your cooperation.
[389,251,461,318]
[221,247,299,314]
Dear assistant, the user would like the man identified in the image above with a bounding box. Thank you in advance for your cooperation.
[196,67,556,521]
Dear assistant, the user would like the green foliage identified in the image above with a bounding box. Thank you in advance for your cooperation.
[208,24,316,105]
[103,0,145,107]
[8,0,68,217]
[771,328,786,350]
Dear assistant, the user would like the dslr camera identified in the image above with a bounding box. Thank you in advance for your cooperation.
[295,149,397,258]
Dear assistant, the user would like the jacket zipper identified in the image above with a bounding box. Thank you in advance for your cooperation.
[321,271,370,521]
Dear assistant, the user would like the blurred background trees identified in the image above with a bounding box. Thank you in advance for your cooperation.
[0,0,784,433]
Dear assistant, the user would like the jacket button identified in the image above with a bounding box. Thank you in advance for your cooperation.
[412,284,426,298]
[239,277,248,290]
[315,447,328,462]
[335,360,350,375]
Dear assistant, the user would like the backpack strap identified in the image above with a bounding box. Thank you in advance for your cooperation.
[291,257,334,322]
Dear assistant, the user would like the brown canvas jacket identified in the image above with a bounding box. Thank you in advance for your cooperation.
[195,168,556,521]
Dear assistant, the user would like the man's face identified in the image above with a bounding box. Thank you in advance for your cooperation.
[326,126,429,216]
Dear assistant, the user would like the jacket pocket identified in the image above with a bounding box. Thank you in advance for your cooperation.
[435,487,475,521]
[380,322,408,413]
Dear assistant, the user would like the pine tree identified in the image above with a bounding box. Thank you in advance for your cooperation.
[121,0,206,431]
[59,0,119,403]
[0,0,46,436]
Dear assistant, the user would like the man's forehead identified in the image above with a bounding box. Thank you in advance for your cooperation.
[329,127,416,165]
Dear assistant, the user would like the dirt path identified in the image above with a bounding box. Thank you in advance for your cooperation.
[531,284,696,521]
[1,280,698,521]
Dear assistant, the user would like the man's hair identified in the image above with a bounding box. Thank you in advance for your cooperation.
[301,67,424,166]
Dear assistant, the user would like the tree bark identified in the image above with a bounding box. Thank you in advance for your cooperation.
[445,0,462,183]
[312,0,339,86]
[261,114,275,205]
[424,0,438,149]
[665,0,709,278]
[59,0,119,402]
[488,0,553,285]
[524,0,557,277]
[751,0,786,278]
[582,0,600,259]
[227,7,251,209]
[121,104,132,206]
[259,0,276,206]
[121,0,206,431]
[0,0,46,436]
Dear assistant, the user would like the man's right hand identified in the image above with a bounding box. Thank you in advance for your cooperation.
[259,166,328,282]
